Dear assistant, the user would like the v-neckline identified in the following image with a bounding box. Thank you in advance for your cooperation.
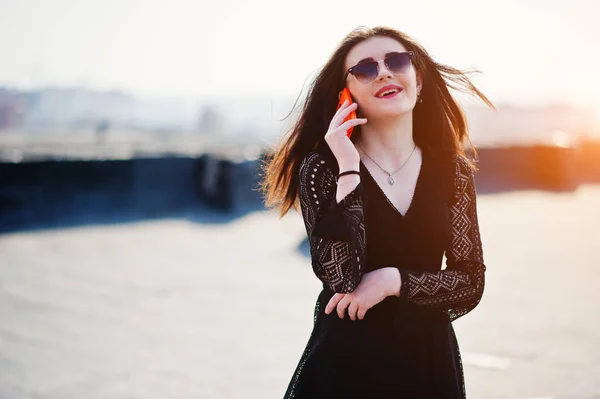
[360,150,426,219]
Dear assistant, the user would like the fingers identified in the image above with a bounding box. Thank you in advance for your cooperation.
[337,99,356,115]
[325,293,343,315]
[331,101,358,129]
[336,294,352,319]
[348,301,359,321]
[338,118,367,133]
[357,308,366,320]
[325,293,365,321]
[336,99,352,114]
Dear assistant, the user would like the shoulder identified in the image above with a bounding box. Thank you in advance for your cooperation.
[453,154,476,177]
[452,154,477,198]
[300,151,324,170]
[300,150,337,178]
[298,151,338,203]
[428,151,474,182]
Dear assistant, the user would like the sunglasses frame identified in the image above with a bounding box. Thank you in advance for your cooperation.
[344,51,415,83]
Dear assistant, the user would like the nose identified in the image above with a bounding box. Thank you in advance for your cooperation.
[376,59,393,80]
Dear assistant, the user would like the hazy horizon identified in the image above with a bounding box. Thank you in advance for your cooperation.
[1,0,599,116]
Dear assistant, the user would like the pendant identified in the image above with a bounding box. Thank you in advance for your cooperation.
[387,176,394,185]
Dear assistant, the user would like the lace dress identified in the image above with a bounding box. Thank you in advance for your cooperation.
[283,147,486,399]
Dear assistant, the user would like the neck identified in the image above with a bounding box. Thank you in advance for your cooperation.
[356,112,416,170]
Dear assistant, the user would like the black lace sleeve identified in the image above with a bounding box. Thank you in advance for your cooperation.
[398,155,486,322]
[298,152,367,293]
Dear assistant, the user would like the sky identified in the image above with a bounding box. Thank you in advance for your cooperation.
[1,0,599,117]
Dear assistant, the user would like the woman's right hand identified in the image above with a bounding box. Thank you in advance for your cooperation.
[324,100,367,171]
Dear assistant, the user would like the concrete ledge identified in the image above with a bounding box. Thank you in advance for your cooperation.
[1,141,598,232]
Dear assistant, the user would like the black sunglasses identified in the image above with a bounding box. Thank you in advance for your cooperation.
[344,51,414,84]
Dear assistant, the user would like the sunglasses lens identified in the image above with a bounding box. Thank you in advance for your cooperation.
[352,62,378,83]
[385,53,412,74]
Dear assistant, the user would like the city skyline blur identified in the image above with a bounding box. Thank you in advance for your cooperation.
[1,86,597,147]
[1,0,599,120]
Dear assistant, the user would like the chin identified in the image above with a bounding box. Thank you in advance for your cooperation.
[368,96,414,117]
[374,103,414,118]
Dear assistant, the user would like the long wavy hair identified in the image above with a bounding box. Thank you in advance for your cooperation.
[259,26,494,218]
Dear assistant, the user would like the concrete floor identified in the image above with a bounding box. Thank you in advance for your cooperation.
[1,184,599,398]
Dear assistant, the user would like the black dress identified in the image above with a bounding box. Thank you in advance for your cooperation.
[283,148,486,399]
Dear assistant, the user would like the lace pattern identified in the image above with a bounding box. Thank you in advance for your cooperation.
[399,155,486,322]
[298,151,366,293]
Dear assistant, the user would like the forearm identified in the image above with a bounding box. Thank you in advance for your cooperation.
[300,154,366,293]
[386,267,402,297]
[397,265,485,309]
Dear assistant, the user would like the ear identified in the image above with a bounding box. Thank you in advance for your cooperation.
[416,69,423,93]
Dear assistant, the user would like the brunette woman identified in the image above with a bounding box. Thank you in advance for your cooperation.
[261,25,494,398]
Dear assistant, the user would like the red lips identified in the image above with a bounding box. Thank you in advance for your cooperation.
[375,84,403,97]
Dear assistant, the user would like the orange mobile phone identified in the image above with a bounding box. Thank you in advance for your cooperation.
[337,88,357,138]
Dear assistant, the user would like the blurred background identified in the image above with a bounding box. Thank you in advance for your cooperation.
[1,0,599,398]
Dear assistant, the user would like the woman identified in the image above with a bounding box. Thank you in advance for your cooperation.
[260,26,494,398]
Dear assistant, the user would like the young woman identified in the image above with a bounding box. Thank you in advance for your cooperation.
[260,26,494,398]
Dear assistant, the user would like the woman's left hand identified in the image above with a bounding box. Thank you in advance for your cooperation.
[324,267,401,321]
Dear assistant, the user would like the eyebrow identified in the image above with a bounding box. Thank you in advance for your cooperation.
[356,51,401,65]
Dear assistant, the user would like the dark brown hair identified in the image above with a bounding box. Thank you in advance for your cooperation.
[259,26,494,217]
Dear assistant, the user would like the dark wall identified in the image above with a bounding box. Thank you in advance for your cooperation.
[0,141,598,232]
[0,155,264,232]
[476,146,578,192]
[476,139,600,193]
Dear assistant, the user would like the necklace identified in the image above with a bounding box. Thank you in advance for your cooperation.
[358,143,417,186]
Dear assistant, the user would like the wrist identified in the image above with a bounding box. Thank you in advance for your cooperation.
[386,267,402,297]
[338,162,360,173]
[336,175,360,185]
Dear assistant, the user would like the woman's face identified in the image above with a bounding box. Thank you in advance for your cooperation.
[343,36,422,119]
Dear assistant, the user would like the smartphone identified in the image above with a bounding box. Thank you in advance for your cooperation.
[336,87,357,138]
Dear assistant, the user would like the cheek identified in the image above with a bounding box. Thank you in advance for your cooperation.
[354,94,379,117]
[399,75,418,93]
[348,87,373,113]
[349,85,371,104]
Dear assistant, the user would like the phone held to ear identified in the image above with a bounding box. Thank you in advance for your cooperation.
[337,87,357,138]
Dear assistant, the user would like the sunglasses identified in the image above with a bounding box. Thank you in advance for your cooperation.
[344,51,414,84]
